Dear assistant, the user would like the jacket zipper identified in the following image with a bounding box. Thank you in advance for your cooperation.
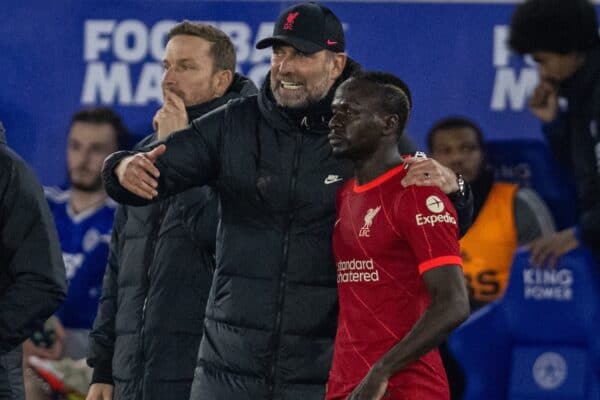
[135,203,166,399]
[268,133,302,398]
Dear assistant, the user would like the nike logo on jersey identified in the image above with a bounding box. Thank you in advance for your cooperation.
[324,175,343,184]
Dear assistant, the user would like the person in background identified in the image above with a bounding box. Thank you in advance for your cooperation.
[427,116,555,400]
[22,108,127,399]
[428,116,555,309]
[509,0,600,267]
[0,121,66,400]
[87,21,257,400]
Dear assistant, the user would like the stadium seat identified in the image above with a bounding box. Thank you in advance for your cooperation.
[485,138,578,230]
[448,247,600,400]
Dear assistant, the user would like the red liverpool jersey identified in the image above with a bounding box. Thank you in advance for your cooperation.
[326,163,462,400]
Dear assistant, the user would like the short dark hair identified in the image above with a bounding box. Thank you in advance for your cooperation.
[168,21,236,72]
[347,71,412,136]
[426,116,484,153]
[70,107,129,150]
[509,0,600,54]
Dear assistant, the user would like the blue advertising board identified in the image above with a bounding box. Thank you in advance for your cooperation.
[2,1,599,185]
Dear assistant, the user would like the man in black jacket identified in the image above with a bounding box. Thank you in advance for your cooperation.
[86,22,257,400]
[509,0,600,267]
[0,122,67,400]
[102,4,472,400]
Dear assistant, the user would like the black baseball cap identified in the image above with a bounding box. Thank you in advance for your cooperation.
[256,2,345,54]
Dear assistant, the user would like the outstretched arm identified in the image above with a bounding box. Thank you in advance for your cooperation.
[102,109,225,206]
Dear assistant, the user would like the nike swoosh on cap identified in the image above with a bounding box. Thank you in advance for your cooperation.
[327,40,338,46]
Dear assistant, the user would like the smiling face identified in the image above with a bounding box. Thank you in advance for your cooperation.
[270,45,345,108]
[328,80,388,161]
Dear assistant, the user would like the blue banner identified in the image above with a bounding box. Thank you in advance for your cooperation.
[2,1,598,185]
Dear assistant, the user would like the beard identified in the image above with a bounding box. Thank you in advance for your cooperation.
[69,169,104,192]
[271,71,332,109]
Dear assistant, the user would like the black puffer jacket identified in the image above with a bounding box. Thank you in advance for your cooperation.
[0,123,66,398]
[0,123,66,353]
[88,74,257,400]
[103,61,472,400]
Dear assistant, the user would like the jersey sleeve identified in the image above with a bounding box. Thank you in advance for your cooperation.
[398,186,462,275]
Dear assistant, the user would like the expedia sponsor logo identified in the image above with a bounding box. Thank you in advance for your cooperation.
[425,195,444,213]
[416,212,456,227]
[336,258,380,284]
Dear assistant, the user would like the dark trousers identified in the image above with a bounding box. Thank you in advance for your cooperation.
[0,345,24,400]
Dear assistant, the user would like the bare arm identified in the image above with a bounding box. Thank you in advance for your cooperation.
[348,265,469,400]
